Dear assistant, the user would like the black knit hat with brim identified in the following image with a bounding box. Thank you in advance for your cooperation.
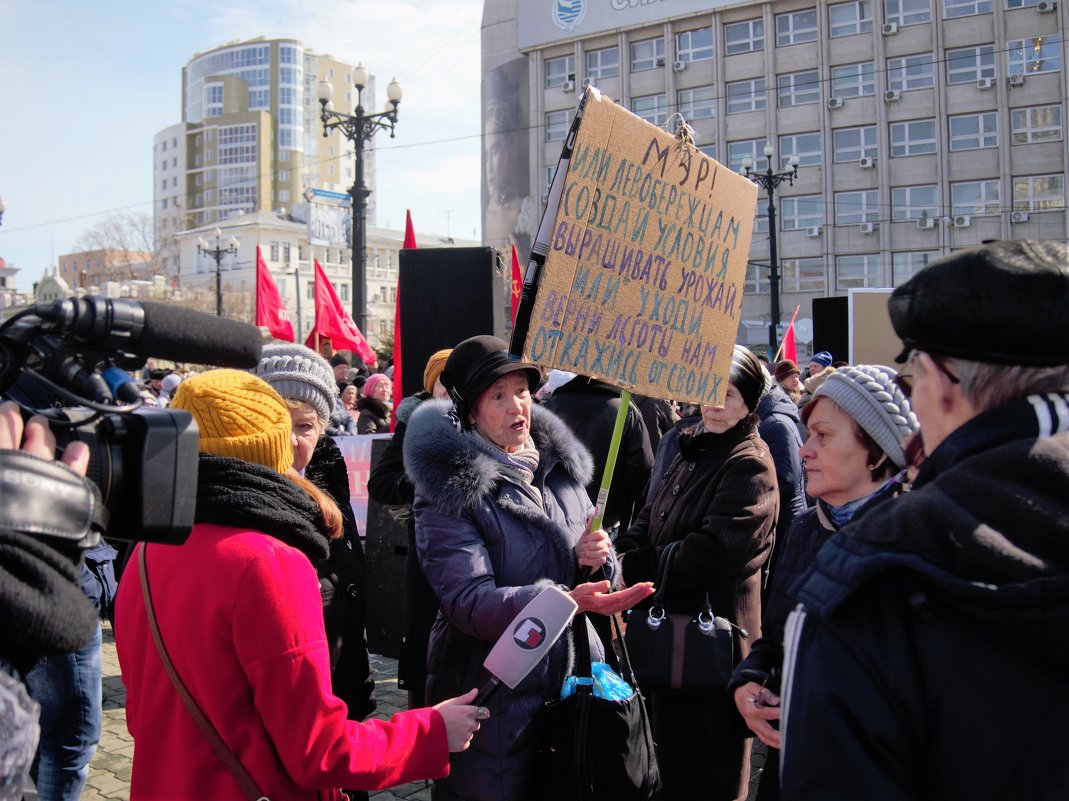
[889,240,1069,365]
[441,335,541,422]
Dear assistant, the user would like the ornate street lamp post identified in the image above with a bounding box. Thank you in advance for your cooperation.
[742,146,800,356]
[197,227,239,317]
[317,65,403,333]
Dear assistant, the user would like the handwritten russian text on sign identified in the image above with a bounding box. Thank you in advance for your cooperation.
[521,90,757,405]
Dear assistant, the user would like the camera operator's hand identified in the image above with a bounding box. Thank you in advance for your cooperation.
[0,401,89,476]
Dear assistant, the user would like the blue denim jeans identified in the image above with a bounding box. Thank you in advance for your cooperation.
[25,622,102,801]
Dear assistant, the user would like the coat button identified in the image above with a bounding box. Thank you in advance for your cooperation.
[688,462,696,472]
[659,510,667,520]
[672,485,680,496]
[346,583,358,598]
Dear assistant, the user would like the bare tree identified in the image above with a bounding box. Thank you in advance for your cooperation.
[74,211,165,281]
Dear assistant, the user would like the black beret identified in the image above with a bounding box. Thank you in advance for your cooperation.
[329,354,349,367]
[889,240,1069,366]
[149,369,169,380]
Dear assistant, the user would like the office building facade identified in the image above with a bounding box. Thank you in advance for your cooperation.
[482,0,1067,354]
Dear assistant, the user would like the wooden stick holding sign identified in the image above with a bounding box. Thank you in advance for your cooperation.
[510,87,759,529]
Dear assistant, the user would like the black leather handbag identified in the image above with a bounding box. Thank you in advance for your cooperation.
[541,612,661,801]
[624,541,747,692]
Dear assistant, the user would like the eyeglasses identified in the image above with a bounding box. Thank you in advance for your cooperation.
[894,352,960,398]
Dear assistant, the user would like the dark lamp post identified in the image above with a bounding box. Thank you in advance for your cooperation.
[317,66,403,333]
[742,146,800,356]
[197,227,239,317]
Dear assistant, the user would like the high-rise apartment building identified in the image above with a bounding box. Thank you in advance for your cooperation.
[482,0,1067,354]
[154,36,380,275]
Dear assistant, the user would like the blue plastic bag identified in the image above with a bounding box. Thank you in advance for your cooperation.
[560,661,635,700]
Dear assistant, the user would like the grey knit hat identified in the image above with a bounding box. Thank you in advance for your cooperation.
[254,343,336,422]
[811,364,919,469]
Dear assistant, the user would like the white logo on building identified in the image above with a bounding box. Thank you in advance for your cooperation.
[552,0,587,32]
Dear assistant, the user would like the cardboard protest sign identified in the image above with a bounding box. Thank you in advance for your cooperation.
[515,87,758,405]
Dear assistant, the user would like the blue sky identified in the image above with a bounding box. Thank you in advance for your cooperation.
[0,0,485,289]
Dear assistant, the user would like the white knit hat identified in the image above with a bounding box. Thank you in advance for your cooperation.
[254,344,336,422]
[811,364,919,469]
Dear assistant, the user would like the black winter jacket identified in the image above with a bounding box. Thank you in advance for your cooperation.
[780,393,1069,801]
[756,384,807,548]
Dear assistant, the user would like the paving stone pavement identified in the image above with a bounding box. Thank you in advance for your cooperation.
[87,622,431,801]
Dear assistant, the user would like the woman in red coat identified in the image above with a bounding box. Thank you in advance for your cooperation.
[114,370,484,800]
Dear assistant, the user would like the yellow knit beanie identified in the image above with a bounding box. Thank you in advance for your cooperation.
[170,369,294,474]
[423,349,452,395]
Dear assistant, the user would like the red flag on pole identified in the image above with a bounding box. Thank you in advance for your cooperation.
[392,210,417,430]
[510,244,522,324]
[304,260,377,366]
[255,245,294,341]
[775,305,801,363]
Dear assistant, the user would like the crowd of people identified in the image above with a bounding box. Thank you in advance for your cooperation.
[1,240,1066,801]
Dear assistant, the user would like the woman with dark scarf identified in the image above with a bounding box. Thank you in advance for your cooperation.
[729,364,918,799]
[615,346,779,801]
[113,370,486,800]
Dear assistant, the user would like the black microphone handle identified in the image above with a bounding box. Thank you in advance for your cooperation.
[473,676,501,707]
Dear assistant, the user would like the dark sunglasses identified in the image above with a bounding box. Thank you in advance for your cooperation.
[894,353,960,398]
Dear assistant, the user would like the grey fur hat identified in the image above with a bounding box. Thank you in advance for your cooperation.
[811,364,919,469]
[255,343,336,422]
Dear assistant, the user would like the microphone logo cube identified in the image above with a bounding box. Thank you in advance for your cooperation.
[512,617,547,650]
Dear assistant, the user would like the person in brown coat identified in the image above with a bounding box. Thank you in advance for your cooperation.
[616,346,779,801]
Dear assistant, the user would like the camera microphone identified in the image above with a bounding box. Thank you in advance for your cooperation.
[38,297,263,368]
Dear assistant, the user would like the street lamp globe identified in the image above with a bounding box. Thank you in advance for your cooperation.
[741,157,753,172]
[763,144,774,159]
[229,237,239,251]
[352,63,369,89]
[386,78,403,104]
[0,196,6,213]
[317,80,334,104]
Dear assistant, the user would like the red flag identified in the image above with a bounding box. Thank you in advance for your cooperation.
[510,244,522,324]
[776,305,801,363]
[255,246,294,341]
[392,211,416,431]
[304,260,377,366]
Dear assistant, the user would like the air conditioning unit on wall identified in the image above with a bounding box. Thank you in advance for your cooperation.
[882,22,899,35]
[672,60,687,73]
[805,226,823,238]
[561,80,575,92]
[859,222,877,234]
[1011,210,1031,223]
[1037,0,1057,13]
[827,97,845,109]
[858,157,876,169]
[885,89,902,102]
[917,217,936,229]
[977,77,995,89]
[953,215,972,228]
[1008,73,1026,87]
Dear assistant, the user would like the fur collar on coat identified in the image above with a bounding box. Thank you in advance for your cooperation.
[403,399,593,518]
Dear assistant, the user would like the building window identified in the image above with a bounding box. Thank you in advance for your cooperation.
[728,138,770,171]
[278,169,290,181]
[282,243,291,262]
[161,198,168,209]
[160,160,166,172]
[946,45,996,83]
[837,254,882,288]
[779,132,822,167]
[1012,174,1066,210]
[887,55,935,91]
[699,144,717,161]
[891,119,937,156]
[775,9,818,46]
[835,190,880,224]
[727,78,766,113]
[831,62,877,97]
[754,199,770,233]
[545,166,556,191]
[1006,0,1042,9]
[891,185,940,220]
[307,283,315,300]
[945,0,992,15]
[1007,36,1063,76]
[677,86,716,120]
[1011,105,1063,143]
[745,262,769,294]
[545,55,575,88]
[632,94,668,126]
[630,37,665,72]
[204,189,213,202]
[949,112,998,150]
[778,70,821,107]
[892,251,937,284]
[586,46,620,80]
[834,125,878,161]
[161,180,167,191]
[339,283,349,302]
[676,27,714,62]
[829,0,874,36]
[545,110,570,142]
[886,0,932,25]
[951,179,1001,215]
[270,241,280,261]
[782,257,826,292]
[725,19,764,54]
[279,190,290,202]
[780,195,825,229]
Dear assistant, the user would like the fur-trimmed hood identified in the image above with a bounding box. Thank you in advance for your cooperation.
[404,399,593,518]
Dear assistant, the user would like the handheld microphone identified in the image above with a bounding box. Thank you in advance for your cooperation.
[37,297,263,368]
[474,585,578,706]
